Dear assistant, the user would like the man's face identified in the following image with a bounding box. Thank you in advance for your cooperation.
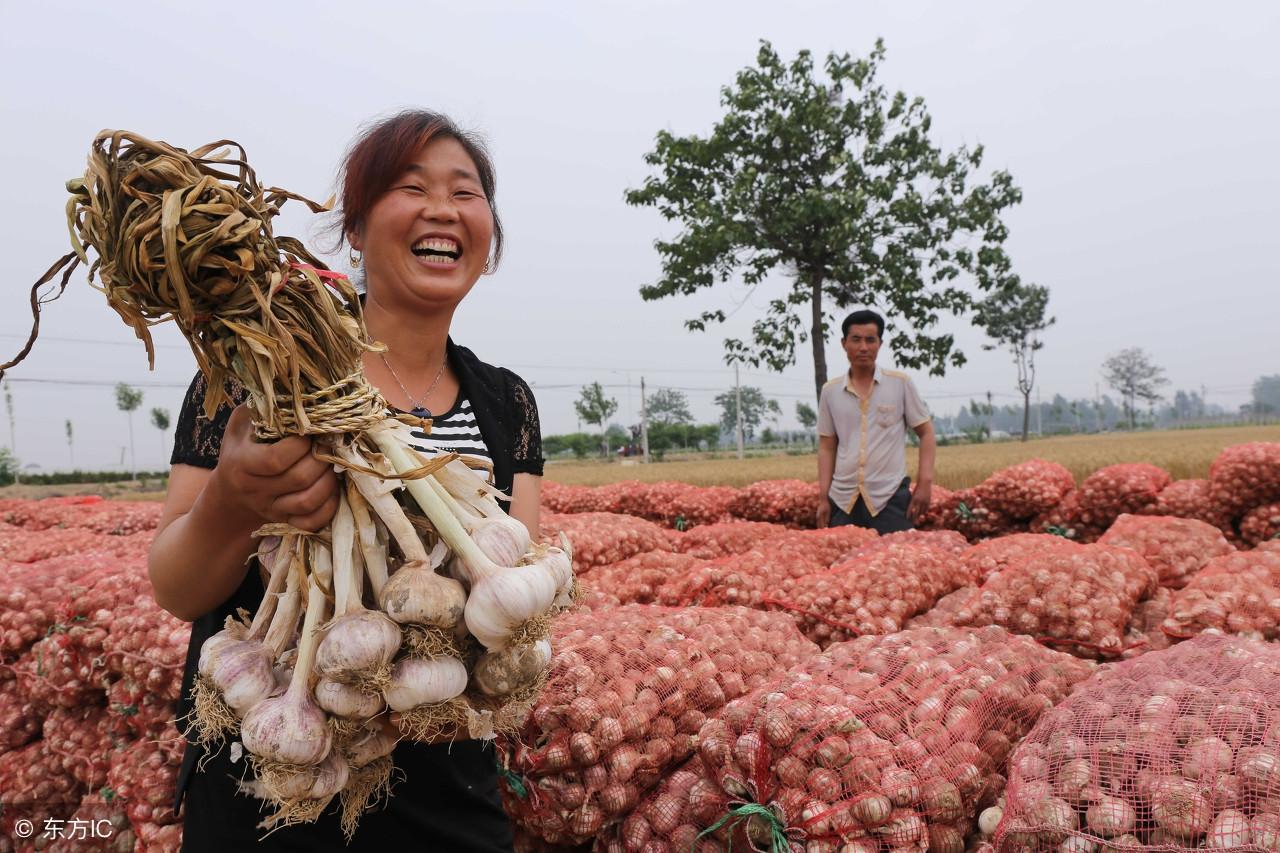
[842,323,882,368]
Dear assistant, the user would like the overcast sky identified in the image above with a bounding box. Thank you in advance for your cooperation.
[1,0,1276,472]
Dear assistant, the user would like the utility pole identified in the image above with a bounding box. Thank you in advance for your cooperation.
[986,390,994,436]
[1095,382,1103,431]
[735,365,745,460]
[640,377,650,464]
[1036,388,1042,436]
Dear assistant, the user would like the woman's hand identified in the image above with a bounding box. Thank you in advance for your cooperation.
[213,405,340,532]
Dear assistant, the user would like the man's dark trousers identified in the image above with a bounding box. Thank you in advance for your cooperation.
[828,477,913,533]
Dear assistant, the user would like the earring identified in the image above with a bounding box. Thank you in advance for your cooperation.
[349,248,362,269]
[482,257,494,275]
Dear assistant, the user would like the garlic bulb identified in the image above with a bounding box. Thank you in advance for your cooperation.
[315,678,386,719]
[207,641,277,715]
[383,656,469,713]
[261,751,351,801]
[241,550,334,767]
[472,639,553,697]
[380,561,467,628]
[344,725,398,769]
[464,560,559,651]
[471,515,531,570]
[317,611,401,677]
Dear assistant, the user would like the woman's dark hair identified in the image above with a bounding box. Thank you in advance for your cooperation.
[337,109,504,270]
[841,309,884,339]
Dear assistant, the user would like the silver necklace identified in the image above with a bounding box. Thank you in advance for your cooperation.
[379,352,447,418]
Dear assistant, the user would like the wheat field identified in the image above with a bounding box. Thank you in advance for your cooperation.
[544,425,1280,489]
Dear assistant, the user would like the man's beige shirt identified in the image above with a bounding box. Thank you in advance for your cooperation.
[818,365,931,515]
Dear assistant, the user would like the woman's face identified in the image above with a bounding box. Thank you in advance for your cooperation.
[352,136,495,312]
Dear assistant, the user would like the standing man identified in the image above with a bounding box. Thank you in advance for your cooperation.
[816,310,936,532]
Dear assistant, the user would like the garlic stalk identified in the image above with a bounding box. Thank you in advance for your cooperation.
[348,464,466,631]
[346,480,389,601]
[240,540,333,768]
[193,535,300,740]
[370,429,559,650]
[315,496,400,688]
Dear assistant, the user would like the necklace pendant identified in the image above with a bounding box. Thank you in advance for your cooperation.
[410,406,432,420]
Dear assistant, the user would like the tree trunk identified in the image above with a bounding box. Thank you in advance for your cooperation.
[1021,391,1031,442]
[810,276,827,405]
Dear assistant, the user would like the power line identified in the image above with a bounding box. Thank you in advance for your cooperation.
[5,377,191,389]
[0,333,190,351]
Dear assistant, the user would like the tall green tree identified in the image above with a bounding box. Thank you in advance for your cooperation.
[626,39,1025,403]
[573,382,618,456]
[1253,375,1280,415]
[1101,348,1168,430]
[715,386,781,440]
[115,382,144,480]
[644,388,694,426]
[976,282,1054,442]
[795,400,818,431]
[151,407,171,466]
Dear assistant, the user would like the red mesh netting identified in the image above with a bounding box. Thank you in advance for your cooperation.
[1122,586,1175,658]
[952,543,1159,659]
[1240,503,1280,548]
[576,588,622,612]
[134,822,182,852]
[541,512,674,573]
[728,481,822,529]
[922,489,1018,542]
[0,684,40,754]
[107,677,180,740]
[1030,492,1104,544]
[840,530,970,563]
[762,544,976,648]
[1099,514,1236,589]
[0,497,161,536]
[905,586,980,630]
[960,534,1079,586]
[1161,549,1280,641]
[1144,478,1235,536]
[671,521,790,560]
[610,482,739,529]
[102,596,189,702]
[43,704,118,789]
[1209,442,1280,518]
[0,741,84,841]
[975,460,1076,520]
[498,605,819,846]
[541,481,594,514]
[654,528,880,609]
[0,553,146,664]
[44,797,131,853]
[13,621,114,709]
[600,626,1093,853]
[1076,464,1172,529]
[915,484,954,531]
[107,737,184,831]
[585,552,707,605]
[0,525,150,564]
[995,634,1280,852]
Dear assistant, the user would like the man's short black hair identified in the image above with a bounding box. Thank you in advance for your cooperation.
[841,309,884,340]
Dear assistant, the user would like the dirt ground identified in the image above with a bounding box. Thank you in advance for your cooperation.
[0,478,168,502]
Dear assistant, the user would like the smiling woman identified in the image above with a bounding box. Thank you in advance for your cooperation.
[150,111,541,852]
